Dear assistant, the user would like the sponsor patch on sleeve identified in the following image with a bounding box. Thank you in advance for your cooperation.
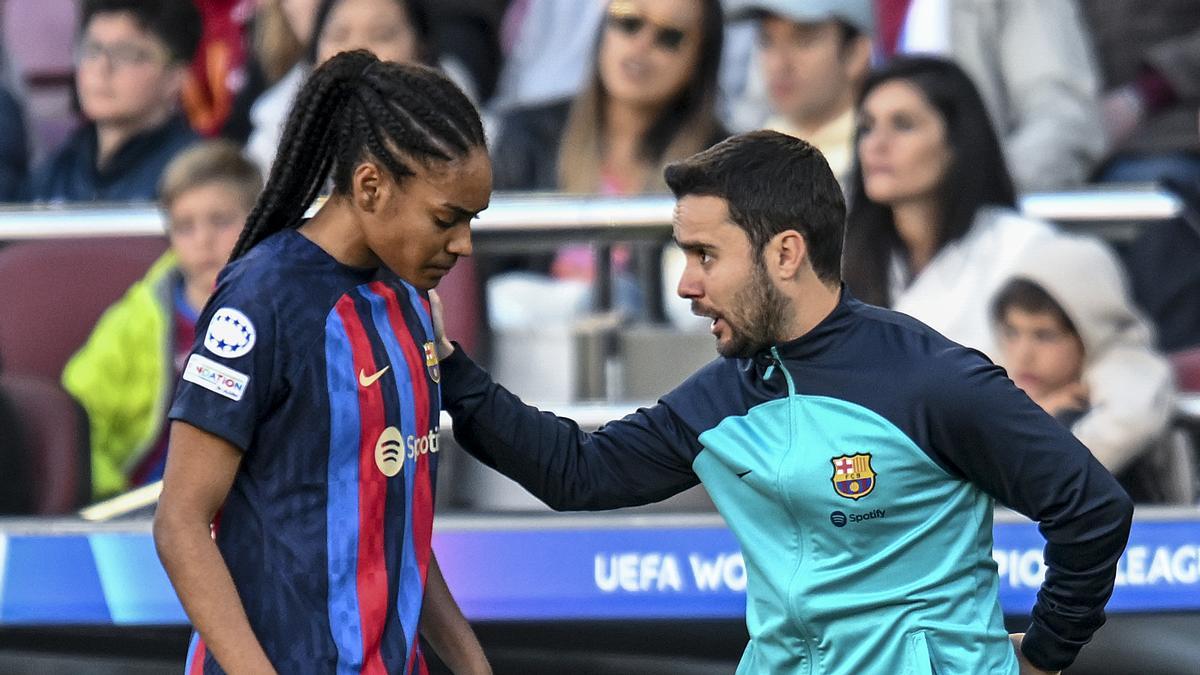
[183,353,250,401]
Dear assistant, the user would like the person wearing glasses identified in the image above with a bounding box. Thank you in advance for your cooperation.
[28,0,201,203]
[492,0,725,194]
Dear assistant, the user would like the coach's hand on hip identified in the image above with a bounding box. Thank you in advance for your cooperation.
[1010,633,1060,675]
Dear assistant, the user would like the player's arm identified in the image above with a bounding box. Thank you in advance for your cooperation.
[927,354,1132,674]
[429,292,700,511]
[153,421,276,675]
[419,551,491,674]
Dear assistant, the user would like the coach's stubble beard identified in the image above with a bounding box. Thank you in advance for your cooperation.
[718,260,792,359]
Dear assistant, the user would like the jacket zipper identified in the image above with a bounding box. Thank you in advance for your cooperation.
[769,346,816,671]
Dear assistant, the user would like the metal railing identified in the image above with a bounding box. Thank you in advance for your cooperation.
[0,185,1184,241]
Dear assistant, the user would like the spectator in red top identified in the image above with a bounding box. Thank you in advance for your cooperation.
[1079,0,1200,187]
[182,0,253,137]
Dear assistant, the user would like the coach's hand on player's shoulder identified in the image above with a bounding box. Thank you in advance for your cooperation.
[428,290,456,359]
[1009,633,1061,675]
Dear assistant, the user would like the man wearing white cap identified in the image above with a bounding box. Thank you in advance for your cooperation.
[729,0,873,184]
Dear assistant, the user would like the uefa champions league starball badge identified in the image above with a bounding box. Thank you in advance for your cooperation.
[205,307,257,358]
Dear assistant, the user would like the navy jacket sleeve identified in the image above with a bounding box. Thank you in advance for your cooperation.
[439,346,701,510]
[925,350,1134,672]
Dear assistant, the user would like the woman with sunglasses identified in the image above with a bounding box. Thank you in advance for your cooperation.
[489,0,726,324]
[493,0,725,193]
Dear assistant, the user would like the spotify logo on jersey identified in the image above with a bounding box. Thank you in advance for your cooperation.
[373,427,442,477]
[375,427,406,477]
[830,509,887,527]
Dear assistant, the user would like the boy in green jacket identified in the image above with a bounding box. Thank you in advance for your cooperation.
[63,140,261,499]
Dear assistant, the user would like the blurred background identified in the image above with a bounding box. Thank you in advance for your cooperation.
[0,0,1198,672]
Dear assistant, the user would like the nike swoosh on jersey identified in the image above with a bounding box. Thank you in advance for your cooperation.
[358,365,391,387]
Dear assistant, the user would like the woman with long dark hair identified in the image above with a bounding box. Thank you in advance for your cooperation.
[843,56,1057,358]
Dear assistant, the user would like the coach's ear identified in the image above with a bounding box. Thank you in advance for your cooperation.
[767,229,807,281]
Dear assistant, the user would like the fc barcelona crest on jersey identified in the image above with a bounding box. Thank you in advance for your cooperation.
[423,341,441,383]
[831,454,876,500]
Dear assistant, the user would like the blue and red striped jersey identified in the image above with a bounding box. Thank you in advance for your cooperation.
[169,229,442,675]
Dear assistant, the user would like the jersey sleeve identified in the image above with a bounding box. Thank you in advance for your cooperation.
[924,348,1133,672]
[439,346,702,510]
[167,283,282,453]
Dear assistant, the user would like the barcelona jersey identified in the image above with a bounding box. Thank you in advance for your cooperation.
[169,229,442,674]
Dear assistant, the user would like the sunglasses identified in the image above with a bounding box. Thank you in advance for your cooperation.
[606,8,689,52]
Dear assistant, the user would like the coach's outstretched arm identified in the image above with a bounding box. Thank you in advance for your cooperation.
[430,294,700,511]
[440,344,701,510]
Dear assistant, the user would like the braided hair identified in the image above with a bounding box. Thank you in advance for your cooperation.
[230,50,486,260]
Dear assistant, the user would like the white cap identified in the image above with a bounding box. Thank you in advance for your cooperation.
[727,0,876,37]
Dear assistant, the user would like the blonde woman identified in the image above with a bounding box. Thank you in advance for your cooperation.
[490,0,727,321]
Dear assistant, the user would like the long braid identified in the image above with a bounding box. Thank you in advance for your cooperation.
[230,51,372,259]
[230,50,488,261]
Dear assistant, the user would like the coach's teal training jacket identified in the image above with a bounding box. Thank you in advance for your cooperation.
[441,291,1133,674]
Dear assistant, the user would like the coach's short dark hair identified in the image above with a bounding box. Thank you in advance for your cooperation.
[81,0,203,64]
[664,130,845,283]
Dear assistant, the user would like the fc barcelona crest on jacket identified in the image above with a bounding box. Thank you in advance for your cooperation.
[831,454,875,500]
[423,341,441,383]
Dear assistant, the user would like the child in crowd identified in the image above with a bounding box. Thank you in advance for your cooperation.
[62,140,261,500]
[991,235,1193,504]
[29,0,202,202]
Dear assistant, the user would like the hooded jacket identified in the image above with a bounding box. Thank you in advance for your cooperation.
[996,235,1176,477]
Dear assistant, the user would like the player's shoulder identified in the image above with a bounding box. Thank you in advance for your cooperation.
[844,295,971,358]
[218,230,320,299]
[205,230,379,351]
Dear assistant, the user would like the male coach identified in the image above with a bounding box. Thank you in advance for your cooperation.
[431,130,1132,674]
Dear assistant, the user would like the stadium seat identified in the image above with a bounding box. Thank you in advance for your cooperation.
[1170,347,1200,392]
[0,237,168,380]
[0,374,90,514]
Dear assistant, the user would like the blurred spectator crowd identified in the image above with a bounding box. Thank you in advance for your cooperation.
[0,0,1198,515]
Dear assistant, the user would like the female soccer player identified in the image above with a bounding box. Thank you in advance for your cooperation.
[153,50,492,674]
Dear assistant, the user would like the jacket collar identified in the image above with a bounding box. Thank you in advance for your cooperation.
[753,285,858,363]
